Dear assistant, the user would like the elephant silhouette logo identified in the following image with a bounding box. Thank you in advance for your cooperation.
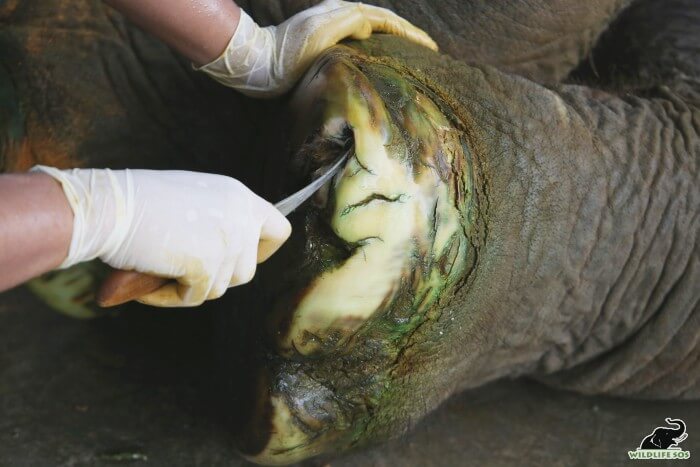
[628,418,691,460]
[639,418,688,450]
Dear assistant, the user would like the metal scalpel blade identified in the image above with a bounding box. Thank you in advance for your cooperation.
[274,150,349,216]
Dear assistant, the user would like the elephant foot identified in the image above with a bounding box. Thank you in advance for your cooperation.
[235,44,478,465]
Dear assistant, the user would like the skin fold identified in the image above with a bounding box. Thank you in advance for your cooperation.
[0,0,698,464]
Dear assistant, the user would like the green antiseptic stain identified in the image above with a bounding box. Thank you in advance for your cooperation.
[27,261,109,319]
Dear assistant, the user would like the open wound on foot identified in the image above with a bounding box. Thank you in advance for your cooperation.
[247,45,477,464]
[272,48,472,356]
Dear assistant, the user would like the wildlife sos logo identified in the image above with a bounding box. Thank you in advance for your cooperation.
[628,418,691,460]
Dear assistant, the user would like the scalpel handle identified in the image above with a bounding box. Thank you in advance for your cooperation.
[96,153,351,307]
[96,269,168,307]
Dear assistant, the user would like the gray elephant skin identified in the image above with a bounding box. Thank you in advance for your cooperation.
[0,0,698,464]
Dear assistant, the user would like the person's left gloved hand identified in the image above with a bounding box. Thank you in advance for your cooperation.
[198,0,437,97]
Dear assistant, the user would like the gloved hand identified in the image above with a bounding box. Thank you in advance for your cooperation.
[198,0,437,97]
[32,166,291,307]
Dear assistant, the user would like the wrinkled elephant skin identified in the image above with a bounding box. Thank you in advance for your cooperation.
[225,35,700,464]
[0,0,699,465]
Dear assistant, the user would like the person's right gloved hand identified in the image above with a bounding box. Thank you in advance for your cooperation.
[32,166,291,307]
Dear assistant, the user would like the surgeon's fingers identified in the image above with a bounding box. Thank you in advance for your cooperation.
[138,271,209,307]
[305,4,437,53]
[230,243,258,287]
[256,205,292,263]
[359,4,438,51]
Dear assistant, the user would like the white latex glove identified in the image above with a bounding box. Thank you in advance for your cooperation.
[198,0,438,97]
[32,166,291,307]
